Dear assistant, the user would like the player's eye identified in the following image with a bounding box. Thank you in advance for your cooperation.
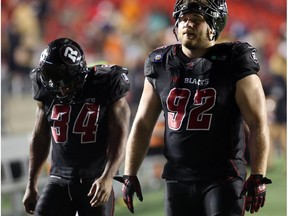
[179,14,204,24]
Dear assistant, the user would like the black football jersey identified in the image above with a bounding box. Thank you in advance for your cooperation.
[144,42,260,181]
[30,64,130,178]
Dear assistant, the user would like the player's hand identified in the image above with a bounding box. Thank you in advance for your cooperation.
[22,186,38,214]
[88,177,113,207]
[240,174,272,214]
[114,175,143,213]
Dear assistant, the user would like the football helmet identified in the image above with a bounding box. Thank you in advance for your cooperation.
[38,38,88,101]
[172,0,228,40]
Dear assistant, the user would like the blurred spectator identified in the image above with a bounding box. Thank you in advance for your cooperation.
[3,0,42,96]
[264,31,287,169]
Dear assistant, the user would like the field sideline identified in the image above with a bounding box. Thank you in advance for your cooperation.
[115,156,286,216]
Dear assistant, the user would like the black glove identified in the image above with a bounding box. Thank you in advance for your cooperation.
[240,174,272,213]
[114,175,143,213]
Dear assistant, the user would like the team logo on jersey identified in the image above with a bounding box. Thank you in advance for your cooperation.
[121,73,129,83]
[171,75,180,83]
[211,55,227,61]
[154,54,162,62]
[250,49,259,64]
[186,61,195,69]
[86,98,96,103]
[184,78,209,86]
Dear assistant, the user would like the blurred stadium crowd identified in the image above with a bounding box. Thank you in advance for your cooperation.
[1,0,286,168]
[0,1,286,215]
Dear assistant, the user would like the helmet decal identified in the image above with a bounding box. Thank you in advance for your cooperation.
[60,45,82,65]
[121,72,130,84]
[39,48,49,67]
[250,49,259,64]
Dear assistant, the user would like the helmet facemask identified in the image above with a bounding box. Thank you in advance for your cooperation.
[39,65,86,102]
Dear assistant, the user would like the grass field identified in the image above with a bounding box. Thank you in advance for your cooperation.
[115,156,286,216]
[1,154,285,216]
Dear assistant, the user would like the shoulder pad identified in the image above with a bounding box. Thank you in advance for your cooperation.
[231,41,259,65]
[229,41,260,80]
[149,45,174,63]
[92,64,128,75]
[232,41,257,56]
[85,64,130,105]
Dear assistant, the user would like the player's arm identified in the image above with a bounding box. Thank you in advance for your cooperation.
[88,97,130,207]
[105,97,131,179]
[23,101,51,214]
[236,74,271,213]
[125,78,162,175]
[235,74,269,175]
[121,78,162,213]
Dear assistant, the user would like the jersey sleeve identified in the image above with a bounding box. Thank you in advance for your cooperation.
[93,65,130,105]
[231,42,260,81]
[144,45,172,86]
[144,56,156,87]
[144,56,153,78]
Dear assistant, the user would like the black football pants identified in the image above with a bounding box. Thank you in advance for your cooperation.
[34,176,115,216]
[164,177,245,216]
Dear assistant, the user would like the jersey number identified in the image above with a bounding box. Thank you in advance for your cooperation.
[50,104,100,143]
[167,88,216,130]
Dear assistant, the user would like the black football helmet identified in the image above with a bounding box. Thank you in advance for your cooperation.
[38,38,88,101]
[172,0,228,40]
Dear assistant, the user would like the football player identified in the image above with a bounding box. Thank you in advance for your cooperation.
[121,0,271,215]
[22,38,131,216]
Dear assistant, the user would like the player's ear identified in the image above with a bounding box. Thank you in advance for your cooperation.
[208,28,216,41]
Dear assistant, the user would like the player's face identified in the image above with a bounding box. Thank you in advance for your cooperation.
[177,13,211,50]
[59,85,73,97]
[51,79,76,99]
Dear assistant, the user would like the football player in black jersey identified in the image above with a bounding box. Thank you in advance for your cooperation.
[22,38,131,216]
[120,0,271,215]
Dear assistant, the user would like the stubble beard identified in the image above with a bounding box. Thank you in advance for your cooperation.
[183,37,205,51]
[181,31,212,52]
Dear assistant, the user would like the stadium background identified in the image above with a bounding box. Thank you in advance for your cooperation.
[1,0,286,215]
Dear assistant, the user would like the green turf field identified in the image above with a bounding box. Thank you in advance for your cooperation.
[115,156,286,216]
